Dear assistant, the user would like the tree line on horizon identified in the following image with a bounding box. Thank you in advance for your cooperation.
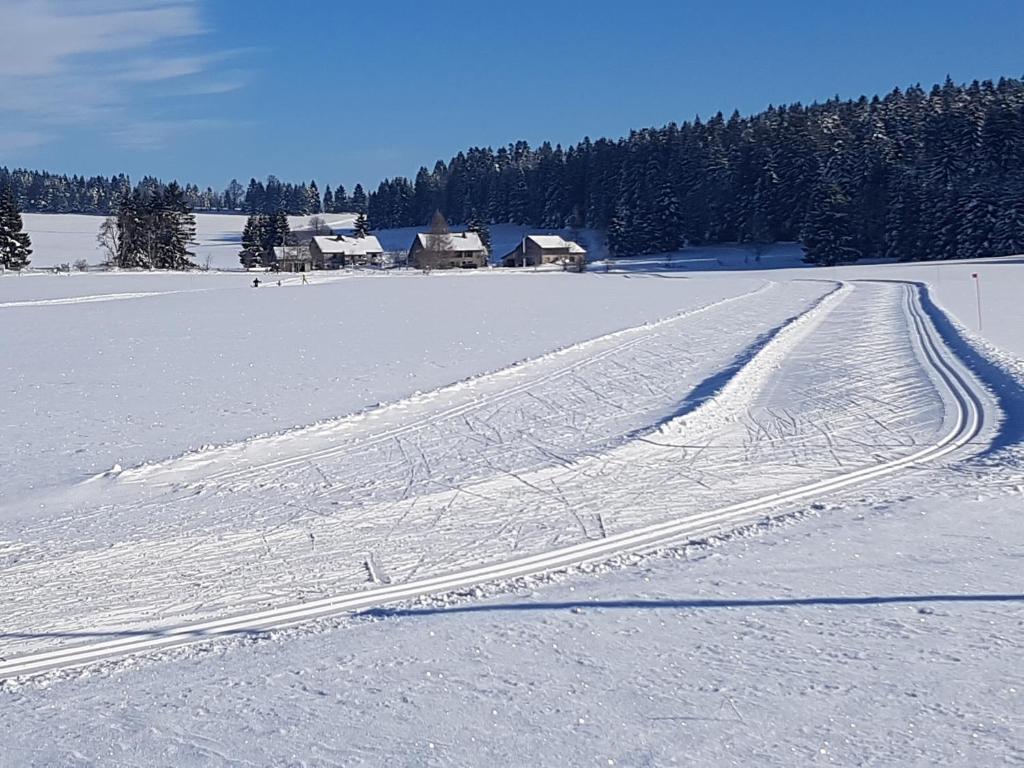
[0,169,366,219]
[5,76,1024,266]
[366,76,1024,265]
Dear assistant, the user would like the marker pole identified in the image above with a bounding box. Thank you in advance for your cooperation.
[972,272,983,331]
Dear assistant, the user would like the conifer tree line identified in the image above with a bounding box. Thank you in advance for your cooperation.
[10,76,1024,265]
[240,177,366,216]
[366,76,1024,264]
[0,168,362,218]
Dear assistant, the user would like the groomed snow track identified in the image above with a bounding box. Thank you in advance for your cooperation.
[0,282,989,681]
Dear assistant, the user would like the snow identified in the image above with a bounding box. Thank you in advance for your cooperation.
[828,257,1024,358]
[0,269,764,503]
[375,223,608,262]
[20,212,357,271]
[19,214,595,270]
[2,453,1020,766]
[1,219,1022,765]
[311,234,383,255]
[523,234,587,253]
[412,230,486,252]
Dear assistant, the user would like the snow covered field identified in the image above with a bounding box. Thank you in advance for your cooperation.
[4,468,1020,766]
[0,270,764,502]
[20,212,356,271]
[1,223,1023,765]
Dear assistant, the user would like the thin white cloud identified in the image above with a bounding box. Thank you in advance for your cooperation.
[0,0,204,77]
[0,0,246,152]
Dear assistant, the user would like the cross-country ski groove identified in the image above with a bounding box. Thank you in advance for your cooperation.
[0,289,208,308]
[117,281,778,489]
[0,281,988,681]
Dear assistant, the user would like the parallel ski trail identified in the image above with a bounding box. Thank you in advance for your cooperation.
[0,281,990,681]
[0,281,995,680]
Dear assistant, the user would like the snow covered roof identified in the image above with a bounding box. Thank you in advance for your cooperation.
[312,235,383,255]
[526,235,586,254]
[414,231,486,252]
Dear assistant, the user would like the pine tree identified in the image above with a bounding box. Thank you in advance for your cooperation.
[114,191,151,268]
[884,176,922,261]
[607,206,629,256]
[240,214,265,267]
[466,210,492,254]
[801,181,861,265]
[351,184,368,214]
[652,177,682,252]
[508,169,529,224]
[0,186,32,270]
[308,180,321,214]
[957,183,996,260]
[323,185,334,214]
[334,184,348,212]
[245,178,264,214]
[155,182,197,269]
[273,210,290,249]
[933,187,962,260]
[994,183,1024,256]
[353,212,370,238]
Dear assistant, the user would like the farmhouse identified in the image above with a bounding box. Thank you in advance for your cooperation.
[274,244,314,272]
[501,235,587,269]
[409,231,488,270]
[310,234,384,269]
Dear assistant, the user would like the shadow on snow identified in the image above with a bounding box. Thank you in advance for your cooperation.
[363,593,1024,620]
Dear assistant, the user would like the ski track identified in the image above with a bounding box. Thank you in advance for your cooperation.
[0,280,997,678]
[0,289,209,308]
[112,279,781,488]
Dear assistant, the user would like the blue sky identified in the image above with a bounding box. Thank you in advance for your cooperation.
[3,0,1023,191]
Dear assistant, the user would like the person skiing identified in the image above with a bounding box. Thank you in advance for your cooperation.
[252,277,261,288]
[301,273,308,285]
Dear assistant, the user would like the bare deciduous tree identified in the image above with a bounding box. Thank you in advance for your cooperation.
[423,210,453,271]
[308,215,329,236]
[97,216,119,268]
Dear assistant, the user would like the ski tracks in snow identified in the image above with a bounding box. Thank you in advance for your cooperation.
[0,289,211,308]
[0,280,1001,678]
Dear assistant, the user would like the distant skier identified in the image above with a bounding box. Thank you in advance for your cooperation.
[252,277,261,288]
[301,273,308,285]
